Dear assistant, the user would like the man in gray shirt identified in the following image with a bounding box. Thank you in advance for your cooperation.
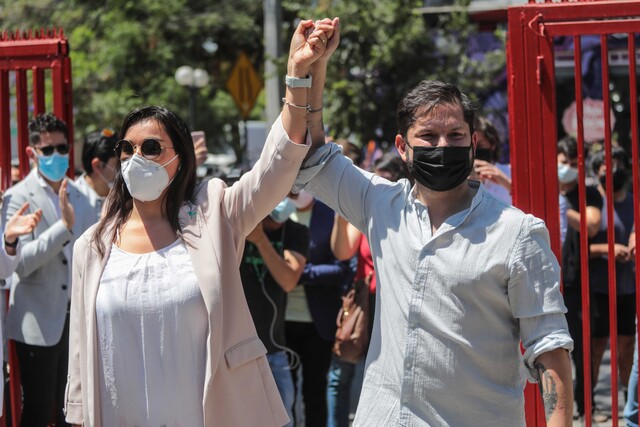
[295,19,573,426]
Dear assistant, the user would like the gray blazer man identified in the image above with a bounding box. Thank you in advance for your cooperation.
[1,113,94,426]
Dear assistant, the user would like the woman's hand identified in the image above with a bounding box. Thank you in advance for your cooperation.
[473,159,512,193]
[288,19,335,76]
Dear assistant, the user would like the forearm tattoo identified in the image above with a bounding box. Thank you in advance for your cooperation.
[535,361,558,421]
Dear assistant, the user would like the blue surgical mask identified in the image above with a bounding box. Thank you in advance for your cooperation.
[37,152,69,182]
[270,197,296,223]
[557,163,578,184]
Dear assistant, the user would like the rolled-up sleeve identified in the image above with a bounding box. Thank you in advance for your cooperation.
[294,143,376,233]
[507,215,574,381]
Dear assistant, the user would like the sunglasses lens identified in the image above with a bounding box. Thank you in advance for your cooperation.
[40,146,54,156]
[56,144,70,155]
[116,140,134,157]
[141,139,162,158]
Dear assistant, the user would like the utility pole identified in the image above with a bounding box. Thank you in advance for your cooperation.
[263,0,282,128]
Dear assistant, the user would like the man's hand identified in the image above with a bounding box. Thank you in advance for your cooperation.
[313,17,340,65]
[59,179,75,231]
[4,202,42,243]
[629,231,636,257]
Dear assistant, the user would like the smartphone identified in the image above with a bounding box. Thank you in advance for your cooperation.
[191,130,205,142]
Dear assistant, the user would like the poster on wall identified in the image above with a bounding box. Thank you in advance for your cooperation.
[561,98,616,143]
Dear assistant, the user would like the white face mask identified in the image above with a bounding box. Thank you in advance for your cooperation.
[121,153,179,202]
[557,163,579,184]
[293,190,314,210]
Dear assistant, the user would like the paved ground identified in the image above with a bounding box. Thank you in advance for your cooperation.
[573,347,628,427]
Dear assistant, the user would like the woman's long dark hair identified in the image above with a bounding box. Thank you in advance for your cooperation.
[93,106,198,257]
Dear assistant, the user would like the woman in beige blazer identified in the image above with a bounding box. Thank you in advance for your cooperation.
[64,20,335,427]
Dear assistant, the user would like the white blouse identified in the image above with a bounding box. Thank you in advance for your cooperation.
[96,239,207,427]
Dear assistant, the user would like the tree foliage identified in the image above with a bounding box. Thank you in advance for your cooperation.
[2,0,265,154]
[1,0,506,160]
[294,0,506,149]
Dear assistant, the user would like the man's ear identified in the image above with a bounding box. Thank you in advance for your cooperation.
[471,131,478,154]
[26,146,36,164]
[396,134,409,162]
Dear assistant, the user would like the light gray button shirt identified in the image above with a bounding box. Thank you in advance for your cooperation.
[294,143,573,427]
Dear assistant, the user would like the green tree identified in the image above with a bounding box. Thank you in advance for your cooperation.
[2,0,506,163]
[290,0,506,149]
[2,0,266,157]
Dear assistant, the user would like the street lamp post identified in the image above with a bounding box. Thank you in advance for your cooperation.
[175,65,210,129]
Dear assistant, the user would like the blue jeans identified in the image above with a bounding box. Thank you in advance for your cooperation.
[267,351,295,427]
[327,355,357,427]
[625,335,638,427]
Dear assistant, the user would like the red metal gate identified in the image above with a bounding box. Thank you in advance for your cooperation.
[508,1,640,426]
[0,28,74,427]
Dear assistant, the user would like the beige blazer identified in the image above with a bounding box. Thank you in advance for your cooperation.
[64,117,309,426]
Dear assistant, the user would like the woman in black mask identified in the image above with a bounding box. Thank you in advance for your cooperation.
[468,116,512,204]
[587,145,636,423]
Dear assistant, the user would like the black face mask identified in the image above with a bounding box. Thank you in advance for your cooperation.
[405,140,473,192]
[474,148,494,163]
[599,167,628,192]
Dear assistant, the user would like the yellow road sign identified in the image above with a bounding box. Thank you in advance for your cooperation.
[226,52,263,119]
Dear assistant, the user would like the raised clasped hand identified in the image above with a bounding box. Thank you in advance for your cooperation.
[289,18,339,72]
[313,17,340,64]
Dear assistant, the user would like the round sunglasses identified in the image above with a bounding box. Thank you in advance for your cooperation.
[35,144,70,156]
[115,138,174,160]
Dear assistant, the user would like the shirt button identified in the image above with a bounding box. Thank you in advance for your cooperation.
[61,285,67,290]
[62,259,68,265]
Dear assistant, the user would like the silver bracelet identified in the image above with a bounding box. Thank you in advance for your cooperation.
[282,97,311,112]
[308,105,323,113]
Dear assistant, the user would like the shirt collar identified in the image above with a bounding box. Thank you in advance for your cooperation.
[35,170,56,195]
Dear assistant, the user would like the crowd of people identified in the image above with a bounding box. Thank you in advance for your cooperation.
[0,13,638,427]
[557,134,639,424]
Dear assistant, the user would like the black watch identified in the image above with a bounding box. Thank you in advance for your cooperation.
[4,237,18,249]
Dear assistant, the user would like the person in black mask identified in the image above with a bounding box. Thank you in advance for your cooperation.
[469,116,512,204]
[587,146,636,422]
[297,28,574,425]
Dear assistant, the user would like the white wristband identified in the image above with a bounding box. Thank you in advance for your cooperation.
[285,74,312,88]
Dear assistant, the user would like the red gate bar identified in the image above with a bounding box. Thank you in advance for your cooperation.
[544,19,640,36]
[508,2,640,423]
[572,35,595,425]
[0,71,10,189]
[600,34,620,427]
[0,28,74,427]
[629,33,640,427]
[32,68,45,115]
[15,69,29,179]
